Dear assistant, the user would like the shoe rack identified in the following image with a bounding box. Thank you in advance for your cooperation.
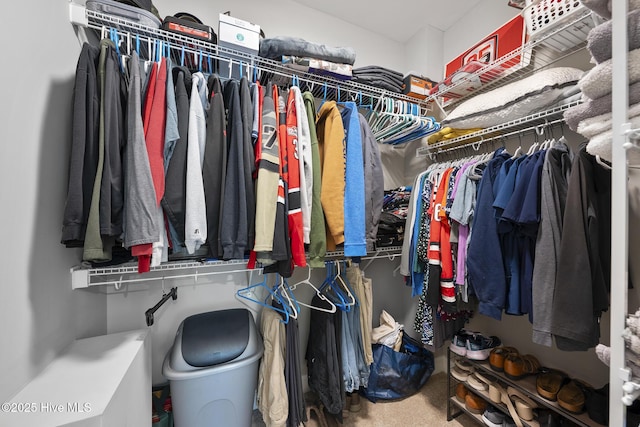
[446,349,601,426]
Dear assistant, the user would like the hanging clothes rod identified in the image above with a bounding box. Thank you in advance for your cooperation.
[70,5,431,115]
[424,117,566,160]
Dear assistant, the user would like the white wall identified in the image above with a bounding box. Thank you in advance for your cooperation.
[443,0,520,64]
[405,24,444,82]
[0,1,107,402]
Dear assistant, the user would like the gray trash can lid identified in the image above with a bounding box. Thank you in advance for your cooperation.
[181,309,249,367]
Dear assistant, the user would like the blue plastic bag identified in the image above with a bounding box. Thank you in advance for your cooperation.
[363,333,435,402]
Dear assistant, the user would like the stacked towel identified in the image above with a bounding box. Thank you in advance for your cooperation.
[582,0,640,19]
[579,48,640,100]
[562,7,640,163]
[564,81,640,130]
[352,66,404,93]
[587,9,640,64]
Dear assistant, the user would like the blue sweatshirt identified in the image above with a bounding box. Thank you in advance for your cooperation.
[341,102,367,256]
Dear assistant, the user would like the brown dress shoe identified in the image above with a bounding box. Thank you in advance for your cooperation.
[489,346,518,372]
[504,354,540,380]
[465,392,487,414]
[456,382,469,402]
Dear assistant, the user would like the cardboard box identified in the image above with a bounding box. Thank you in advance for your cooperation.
[218,14,260,79]
[403,75,435,100]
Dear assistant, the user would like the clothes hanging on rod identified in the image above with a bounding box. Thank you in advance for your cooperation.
[403,121,614,351]
[62,34,387,275]
[305,263,373,423]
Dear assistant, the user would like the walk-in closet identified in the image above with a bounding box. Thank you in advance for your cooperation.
[1,0,638,426]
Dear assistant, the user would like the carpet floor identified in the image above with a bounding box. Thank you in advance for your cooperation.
[253,372,478,427]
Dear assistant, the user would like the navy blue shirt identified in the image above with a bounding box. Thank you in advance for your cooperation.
[467,149,510,320]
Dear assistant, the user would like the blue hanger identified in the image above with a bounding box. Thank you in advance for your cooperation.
[180,46,185,67]
[236,274,290,323]
[319,262,349,311]
[208,54,213,74]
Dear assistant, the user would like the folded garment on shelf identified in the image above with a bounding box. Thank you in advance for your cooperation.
[579,47,640,101]
[582,0,640,20]
[585,116,640,163]
[442,67,583,129]
[427,127,484,144]
[259,36,356,65]
[281,55,353,80]
[577,102,640,138]
[588,9,640,64]
[351,65,404,93]
[564,80,640,130]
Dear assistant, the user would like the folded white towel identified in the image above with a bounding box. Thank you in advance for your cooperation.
[577,102,640,138]
[586,116,640,164]
[579,48,640,100]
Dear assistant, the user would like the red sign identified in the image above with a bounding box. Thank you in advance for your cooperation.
[432,14,529,101]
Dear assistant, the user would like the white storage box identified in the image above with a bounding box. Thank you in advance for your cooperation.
[163,309,263,427]
[523,0,597,51]
[218,14,261,79]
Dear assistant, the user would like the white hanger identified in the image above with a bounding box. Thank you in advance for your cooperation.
[333,262,356,307]
[276,276,299,319]
[289,267,337,313]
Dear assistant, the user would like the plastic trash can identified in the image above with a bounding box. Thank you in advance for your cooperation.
[163,308,263,427]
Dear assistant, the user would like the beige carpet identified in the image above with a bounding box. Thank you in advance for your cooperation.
[253,372,477,427]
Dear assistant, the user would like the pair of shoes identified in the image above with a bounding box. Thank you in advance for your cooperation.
[586,383,609,425]
[489,346,519,372]
[466,335,502,361]
[536,368,569,401]
[450,330,502,360]
[507,386,537,421]
[504,354,541,380]
[468,372,497,392]
[456,383,469,402]
[452,359,475,381]
[468,373,489,391]
[465,392,487,414]
[557,379,591,414]
[450,329,477,356]
[481,405,516,427]
[492,382,535,427]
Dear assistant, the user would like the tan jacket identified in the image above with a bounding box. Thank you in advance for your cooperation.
[316,101,346,250]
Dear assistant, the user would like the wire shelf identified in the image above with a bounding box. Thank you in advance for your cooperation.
[71,247,403,288]
[416,99,582,158]
[429,8,593,110]
[70,4,432,115]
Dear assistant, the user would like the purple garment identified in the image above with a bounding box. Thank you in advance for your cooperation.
[450,161,477,286]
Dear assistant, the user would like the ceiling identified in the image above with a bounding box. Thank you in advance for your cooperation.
[291,0,483,43]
